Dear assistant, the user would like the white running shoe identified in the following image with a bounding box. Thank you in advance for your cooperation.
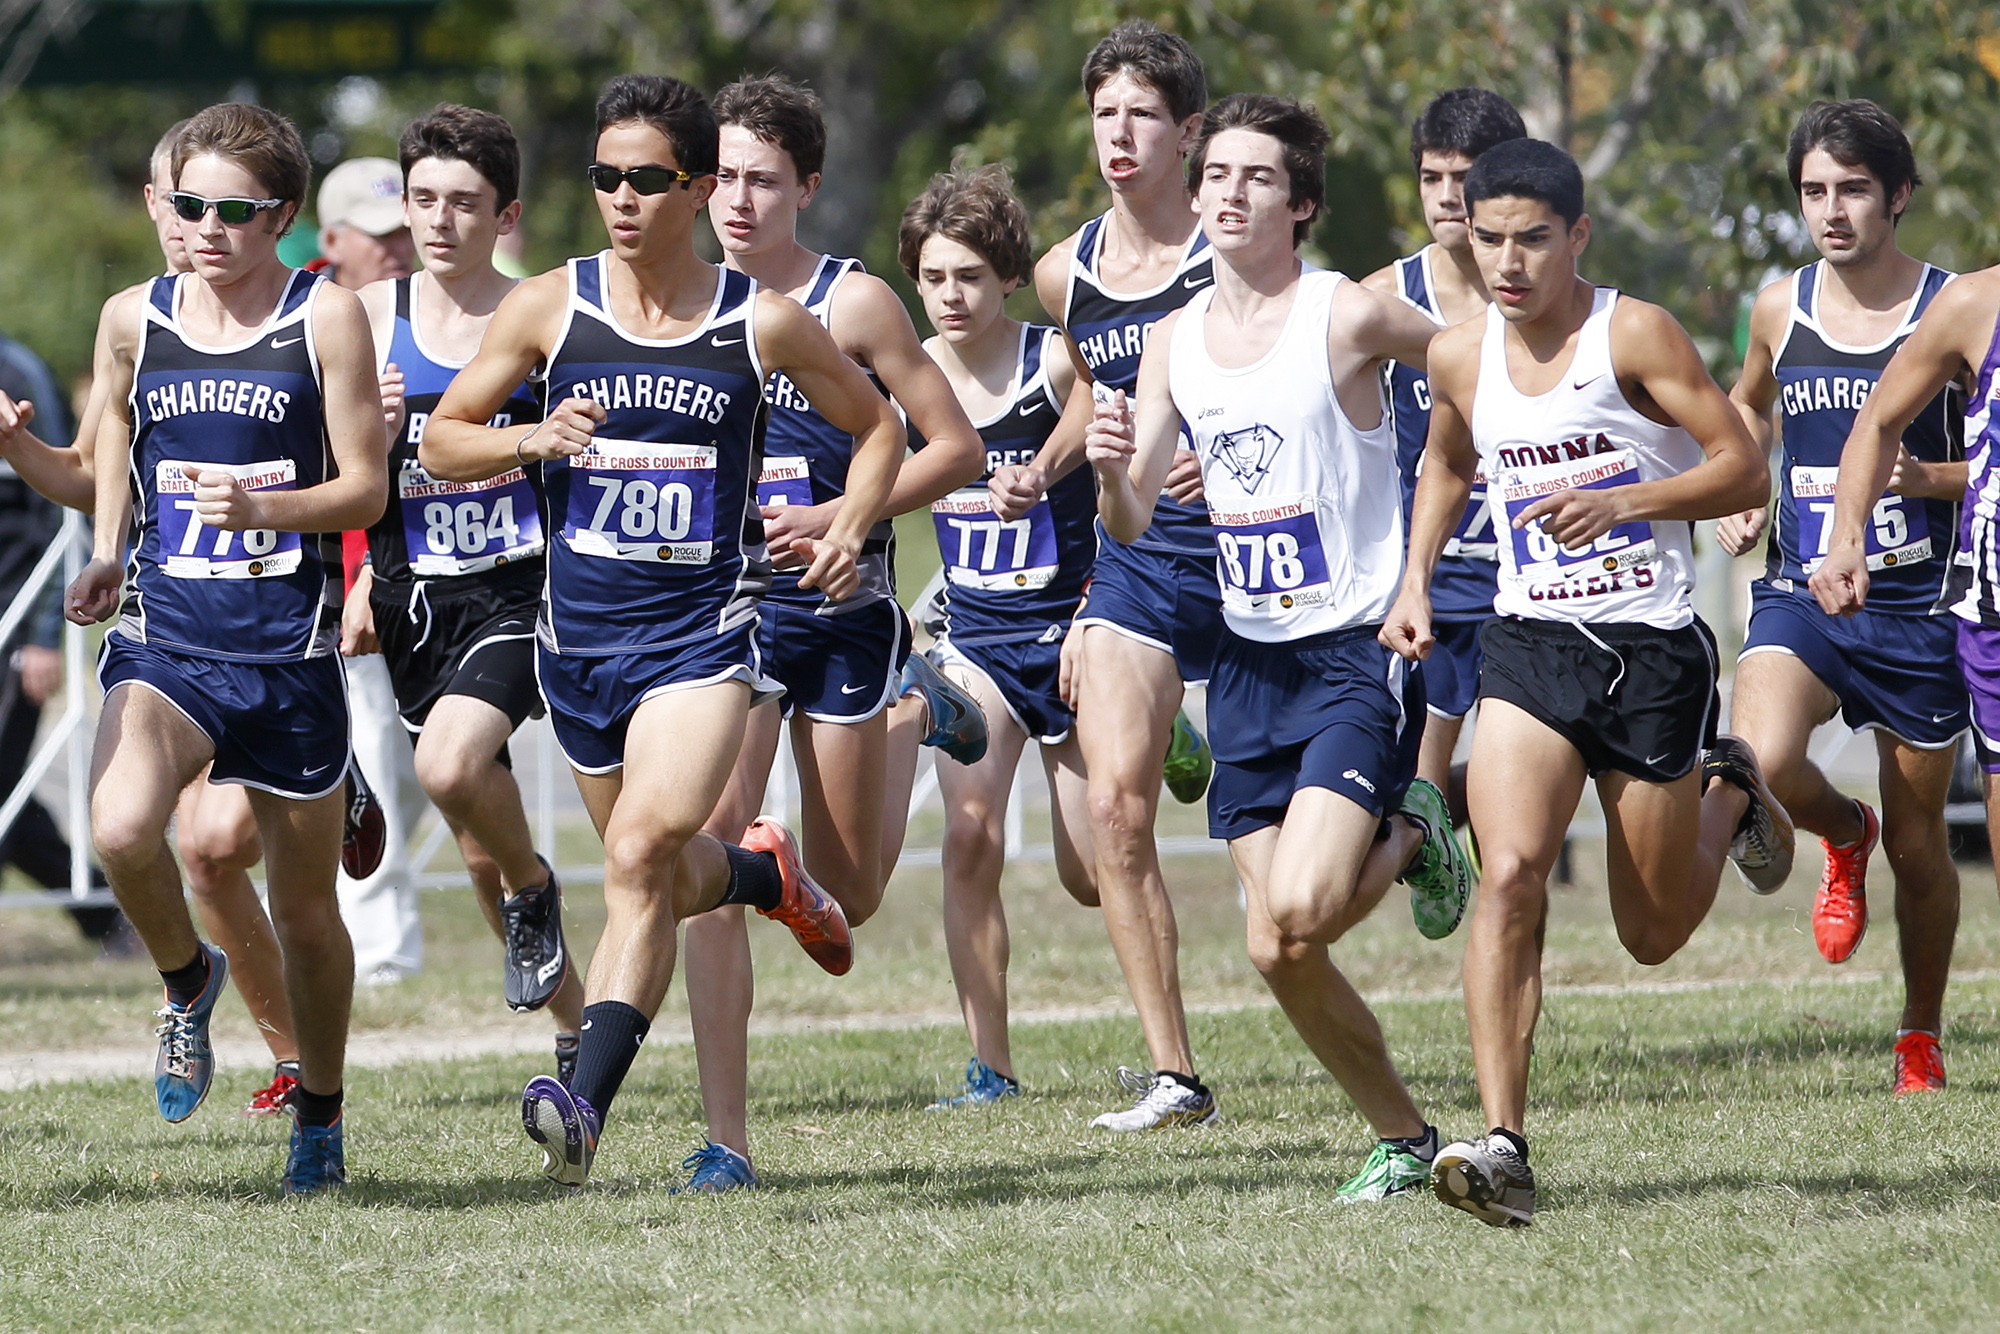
[1088,1067,1219,1132]
[1432,1133,1536,1227]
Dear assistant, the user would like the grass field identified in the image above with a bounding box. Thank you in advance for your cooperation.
[5,821,2000,1331]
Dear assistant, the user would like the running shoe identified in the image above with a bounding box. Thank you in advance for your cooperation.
[1334,1132,1436,1203]
[340,763,386,880]
[1089,1067,1218,1132]
[900,649,988,765]
[154,942,229,1123]
[742,817,853,976]
[554,1032,580,1088]
[926,1057,1020,1110]
[670,1141,760,1194]
[281,1113,347,1196]
[1701,735,1796,894]
[522,1073,599,1186]
[911,569,950,641]
[1813,800,1878,964]
[498,858,569,1013]
[1162,708,1214,804]
[244,1066,300,1118]
[1432,1134,1535,1227]
[1893,1030,1946,1097]
[1397,777,1473,940]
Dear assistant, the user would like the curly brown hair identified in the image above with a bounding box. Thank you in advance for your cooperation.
[897,164,1033,285]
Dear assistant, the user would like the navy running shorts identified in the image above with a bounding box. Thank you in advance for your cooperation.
[98,633,350,799]
[1205,625,1425,839]
[936,630,1073,745]
[536,622,776,774]
[1741,581,1967,749]
[1423,617,1487,721]
[758,598,910,724]
[1073,527,1223,685]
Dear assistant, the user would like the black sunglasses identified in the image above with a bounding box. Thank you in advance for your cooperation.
[168,192,286,225]
[587,163,699,196]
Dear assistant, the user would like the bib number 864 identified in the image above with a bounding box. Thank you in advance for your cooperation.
[424,496,523,554]
[1218,530,1308,592]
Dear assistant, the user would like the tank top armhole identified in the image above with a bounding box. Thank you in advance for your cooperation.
[1770,268,1806,368]
[741,277,767,390]
[300,272,327,399]
[1033,326,1065,415]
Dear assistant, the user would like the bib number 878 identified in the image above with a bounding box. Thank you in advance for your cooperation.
[585,475,696,541]
[1218,530,1307,592]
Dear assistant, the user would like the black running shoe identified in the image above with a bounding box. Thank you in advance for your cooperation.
[340,764,386,880]
[554,1032,579,1088]
[1702,734,1796,894]
[499,859,569,1013]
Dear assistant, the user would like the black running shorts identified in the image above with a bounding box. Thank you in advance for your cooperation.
[372,566,545,738]
[1477,615,1720,783]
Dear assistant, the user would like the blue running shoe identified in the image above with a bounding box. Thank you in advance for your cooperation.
[522,1073,598,1186]
[154,942,229,1123]
[926,1057,1019,1110]
[281,1113,347,1196]
[670,1141,759,1194]
[900,649,988,765]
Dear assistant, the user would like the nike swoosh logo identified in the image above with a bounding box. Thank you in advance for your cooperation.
[1183,275,1211,290]
[1572,375,1602,390]
[1643,753,1670,767]
[840,683,868,695]
[711,335,744,348]
[1933,711,1957,723]
[302,763,330,777]
[1019,402,1042,417]
[272,336,304,349]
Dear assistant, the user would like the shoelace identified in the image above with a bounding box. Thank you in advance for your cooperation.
[154,1005,197,1079]
[1895,1036,1944,1088]
[679,1142,742,1178]
[1113,1065,1155,1099]
[505,892,550,967]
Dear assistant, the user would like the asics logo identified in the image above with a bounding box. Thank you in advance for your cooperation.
[1341,768,1376,794]
[271,336,304,350]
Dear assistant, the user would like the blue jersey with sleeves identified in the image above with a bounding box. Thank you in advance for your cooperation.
[116,269,341,663]
[1064,212,1213,559]
[538,253,770,655]
[924,324,1095,647]
[369,275,545,587]
[1764,261,1961,615]
[753,255,896,616]
[1386,247,1498,620]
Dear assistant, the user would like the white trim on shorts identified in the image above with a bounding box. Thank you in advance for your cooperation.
[542,659,778,776]
[932,637,1070,747]
[1070,616,1210,688]
[101,672,352,802]
[1736,643,1967,750]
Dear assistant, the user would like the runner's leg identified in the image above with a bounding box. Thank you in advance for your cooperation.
[90,686,216,966]
[1876,734,1958,1034]
[248,786,351,1102]
[178,780,297,1063]
[1729,651,1863,843]
[1039,731,1098,906]
[1597,764,1747,965]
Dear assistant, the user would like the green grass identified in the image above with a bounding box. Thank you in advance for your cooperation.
[5,825,2000,1331]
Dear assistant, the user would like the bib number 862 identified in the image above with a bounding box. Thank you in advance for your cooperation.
[1218,530,1307,592]
[585,475,695,541]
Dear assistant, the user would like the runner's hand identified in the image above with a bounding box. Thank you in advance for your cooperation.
[1514,485,1624,549]
[0,391,35,452]
[1379,588,1435,663]
[182,466,263,530]
[341,566,379,656]
[379,363,407,442]
[762,500,835,569]
[792,536,860,601]
[989,464,1045,522]
[1715,507,1765,557]
[17,645,61,705]
[1058,616,1088,709]
[65,557,121,625]
[1163,448,1205,504]
[1085,391,1136,472]
[519,396,604,461]
[1807,543,1869,617]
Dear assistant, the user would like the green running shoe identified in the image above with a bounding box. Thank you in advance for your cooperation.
[1398,776,1472,940]
[1163,708,1213,804]
[1333,1139,1432,1203]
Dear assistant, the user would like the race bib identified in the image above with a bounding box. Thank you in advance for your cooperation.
[1495,449,1658,586]
[1790,464,1931,573]
[931,486,1057,591]
[155,458,301,580]
[757,456,813,509]
[398,462,543,576]
[1437,466,1497,561]
[560,440,716,565]
[1209,495,1331,615]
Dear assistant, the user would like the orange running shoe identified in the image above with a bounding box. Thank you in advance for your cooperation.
[1893,1030,1945,1097]
[1812,800,1877,964]
[741,817,853,976]
[244,1067,300,1117]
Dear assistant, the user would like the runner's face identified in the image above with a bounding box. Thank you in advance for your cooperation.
[146,163,191,274]
[709,125,815,258]
[593,121,715,262]
[1797,147,1905,270]
[1195,129,1309,258]
[916,234,1015,345]
[1418,150,1477,253]
[1091,73,1196,192]
[1469,194,1589,324]
[405,156,516,279]
[175,153,292,284]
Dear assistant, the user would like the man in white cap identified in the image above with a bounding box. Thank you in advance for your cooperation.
[318,157,416,291]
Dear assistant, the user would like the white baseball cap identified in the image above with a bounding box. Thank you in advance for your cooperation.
[317,157,405,236]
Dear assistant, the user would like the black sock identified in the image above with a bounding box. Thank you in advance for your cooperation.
[571,1001,650,1117]
[160,949,211,1008]
[1159,1069,1208,1095]
[293,1085,342,1128]
[1490,1126,1528,1162]
[1385,1124,1438,1161]
[717,845,782,911]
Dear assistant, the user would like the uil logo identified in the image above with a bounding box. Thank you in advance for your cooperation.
[1214,423,1284,493]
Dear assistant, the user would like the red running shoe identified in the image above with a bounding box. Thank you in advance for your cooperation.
[1893,1030,1945,1097]
[741,817,852,976]
[1812,800,1878,964]
[341,764,387,880]
[244,1068,300,1117]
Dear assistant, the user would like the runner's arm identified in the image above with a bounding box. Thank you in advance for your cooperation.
[0,291,128,512]
[1090,307,1183,544]
[423,273,589,481]
[1381,322,1479,662]
[841,275,984,514]
[66,291,142,622]
[1717,281,1787,555]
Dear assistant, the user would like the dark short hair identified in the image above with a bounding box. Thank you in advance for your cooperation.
[399,103,521,210]
[594,74,718,178]
[1188,93,1329,247]
[1409,88,1527,169]
[897,164,1034,285]
[1082,20,1207,123]
[1786,99,1921,221]
[713,75,826,183]
[174,103,311,237]
[149,118,191,181]
[1464,138,1585,227]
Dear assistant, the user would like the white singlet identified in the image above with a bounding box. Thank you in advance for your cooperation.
[1471,287,1703,629]
[1170,267,1404,643]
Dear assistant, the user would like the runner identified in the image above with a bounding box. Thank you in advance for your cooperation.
[421,74,900,1187]
[897,165,1102,1110]
[1090,93,1470,1198]
[64,102,389,1193]
[1362,89,1526,824]
[1719,100,1964,1095]
[666,74,987,1191]
[341,104,586,1082]
[1034,18,1224,1131]
[1382,138,1792,1226]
